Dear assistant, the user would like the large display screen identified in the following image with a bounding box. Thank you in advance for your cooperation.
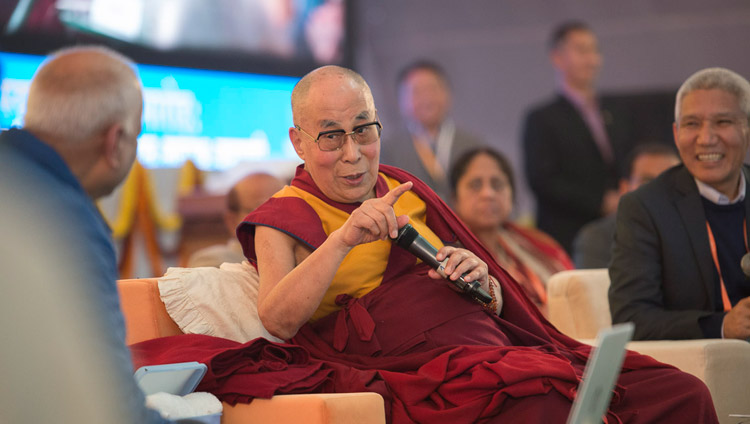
[0,0,348,75]
[0,51,301,170]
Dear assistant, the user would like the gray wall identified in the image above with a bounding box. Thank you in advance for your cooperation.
[352,0,750,219]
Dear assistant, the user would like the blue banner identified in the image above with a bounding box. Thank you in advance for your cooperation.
[0,51,300,170]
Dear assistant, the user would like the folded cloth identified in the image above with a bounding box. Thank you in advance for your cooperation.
[157,262,281,343]
[146,392,222,420]
[131,335,336,405]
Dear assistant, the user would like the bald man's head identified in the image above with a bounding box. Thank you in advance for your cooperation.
[225,173,285,233]
[291,66,373,125]
[23,46,144,199]
[24,46,142,146]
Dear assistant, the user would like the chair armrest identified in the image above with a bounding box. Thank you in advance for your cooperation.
[547,269,612,339]
[117,280,387,424]
[221,393,386,424]
[117,278,182,345]
[627,339,750,422]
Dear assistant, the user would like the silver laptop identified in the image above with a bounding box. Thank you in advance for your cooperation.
[567,323,635,424]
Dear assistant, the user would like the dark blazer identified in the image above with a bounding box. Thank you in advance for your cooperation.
[522,95,632,253]
[609,165,750,340]
[380,126,484,201]
[572,213,617,269]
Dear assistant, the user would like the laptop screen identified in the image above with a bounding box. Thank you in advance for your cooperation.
[566,323,635,424]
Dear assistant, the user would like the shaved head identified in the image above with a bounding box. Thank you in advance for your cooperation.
[227,173,285,214]
[225,172,284,232]
[287,65,381,204]
[291,66,373,125]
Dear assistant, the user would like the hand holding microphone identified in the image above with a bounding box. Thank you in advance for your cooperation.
[392,223,493,305]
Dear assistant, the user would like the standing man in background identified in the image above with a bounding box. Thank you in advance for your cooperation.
[522,21,632,253]
[381,60,484,200]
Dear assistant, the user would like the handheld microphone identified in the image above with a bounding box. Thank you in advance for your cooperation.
[392,223,492,305]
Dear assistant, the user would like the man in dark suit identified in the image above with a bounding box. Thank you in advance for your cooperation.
[380,60,484,201]
[522,21,633,253]
[610,67,750,341]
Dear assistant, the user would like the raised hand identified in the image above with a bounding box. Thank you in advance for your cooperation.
[723,297,750,340]
[334,181,413,248]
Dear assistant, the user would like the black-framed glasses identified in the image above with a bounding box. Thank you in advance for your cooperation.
[295,121,382,152]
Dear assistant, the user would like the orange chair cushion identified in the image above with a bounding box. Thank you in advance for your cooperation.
[117,278,387,424]
[117,278,182,345]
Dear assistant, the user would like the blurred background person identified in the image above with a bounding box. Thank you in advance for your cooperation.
[381,60,484,201]
[451,147,573,315]
[573,143,680,269]
[187,172,284,267]
[522,21,633,253]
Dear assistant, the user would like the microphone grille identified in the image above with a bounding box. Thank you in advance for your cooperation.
[393,223,419,248]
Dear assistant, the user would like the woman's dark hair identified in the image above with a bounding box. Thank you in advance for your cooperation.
[449,147,516,200]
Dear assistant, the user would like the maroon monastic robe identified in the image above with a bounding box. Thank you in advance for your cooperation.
[132,164,717,423]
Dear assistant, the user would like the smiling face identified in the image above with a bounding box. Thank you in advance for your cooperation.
[673,88,750,198]
[454,152,514,232]
[290,71,380,203]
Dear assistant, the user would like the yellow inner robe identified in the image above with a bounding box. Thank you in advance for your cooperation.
[273,173,445,320]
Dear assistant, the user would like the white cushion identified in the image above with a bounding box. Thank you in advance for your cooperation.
[157,262,281,343]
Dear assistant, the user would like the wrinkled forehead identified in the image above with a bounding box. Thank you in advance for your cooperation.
[679,88,742,116]
[301,77,376,125]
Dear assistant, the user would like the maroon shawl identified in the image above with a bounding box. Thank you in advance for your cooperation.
[132,164,717,423]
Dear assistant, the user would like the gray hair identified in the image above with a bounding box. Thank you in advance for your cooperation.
[24,45,142,145]
[675,67,750,122]
[291,65,373,124]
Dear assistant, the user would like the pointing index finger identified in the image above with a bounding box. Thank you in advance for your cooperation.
[383,181,413,206]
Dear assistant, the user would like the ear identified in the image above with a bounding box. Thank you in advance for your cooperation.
[102,122,125,169]
[672,121,679,148]
[289,126,306,160]
[223,210,239,235]
[618,178,630,196]
[550,49,564,71]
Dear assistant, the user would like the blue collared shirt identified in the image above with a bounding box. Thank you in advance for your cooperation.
[0,128,171,423]
[695,174,746,205]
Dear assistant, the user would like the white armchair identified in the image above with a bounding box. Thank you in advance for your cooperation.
[547,269,750,424]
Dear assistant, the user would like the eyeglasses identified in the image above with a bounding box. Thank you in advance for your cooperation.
[295,121,382,152]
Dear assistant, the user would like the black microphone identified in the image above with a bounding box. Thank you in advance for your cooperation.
[392,223,492,305]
